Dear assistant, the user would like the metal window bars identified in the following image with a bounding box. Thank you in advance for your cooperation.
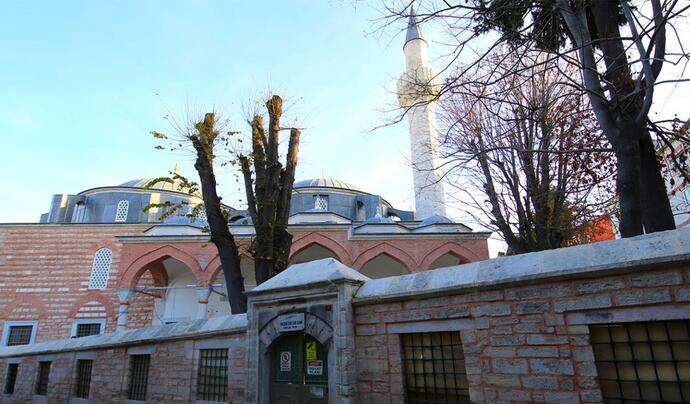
[75,323,101,338]
[7,325,33,346]
[35,361,50,395]
[400,331,471,404]
[196,349,228,402]
[590,320,690,403]
[4,364,18,394]
[73,360,93,399]
[127,355,150,401]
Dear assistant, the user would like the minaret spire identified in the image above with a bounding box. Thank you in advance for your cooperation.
[405,6,425,45]
[398,6,447,220]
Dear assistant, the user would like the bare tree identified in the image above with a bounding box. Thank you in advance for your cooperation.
[238,95,301,284]
[379,0,690,237]
[439,50,616,253]
[147,95,301,313]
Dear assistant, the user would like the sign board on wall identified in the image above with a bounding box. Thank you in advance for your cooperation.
[307,360,323,376]
[277,313,305,332]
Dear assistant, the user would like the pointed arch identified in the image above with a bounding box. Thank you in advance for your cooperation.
[206,254,255,287]
[289,233,351,266]
[420,242,472,270]
[353,242,417,272]
[118,245,202,288]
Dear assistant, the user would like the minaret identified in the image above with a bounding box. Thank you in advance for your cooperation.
[397,7,447,219]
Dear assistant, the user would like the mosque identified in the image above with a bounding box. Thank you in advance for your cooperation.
[0,13,490,346]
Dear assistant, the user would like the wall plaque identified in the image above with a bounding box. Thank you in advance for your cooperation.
[277,312,305,332]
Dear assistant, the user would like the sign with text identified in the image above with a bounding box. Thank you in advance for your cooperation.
[307,360,323,376]
[280,351,291,371]
[277,312,305,332]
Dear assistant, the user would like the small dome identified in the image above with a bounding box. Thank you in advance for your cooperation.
[364,214,395,224]
[418,214,453,227]
[293,178,360,192]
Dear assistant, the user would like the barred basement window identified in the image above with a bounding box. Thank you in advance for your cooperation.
[4,364,18,394]
[314,195,328,211]
[401,331,470,403]
[115,200,129,222]
[6,325,34,346]
[127,355,150,401]
[73,359,93,399]
[87,248,112,289]
[196,349,228,402]
[35,361,50,395]
[590,320,690,403]
[75,323,102,338]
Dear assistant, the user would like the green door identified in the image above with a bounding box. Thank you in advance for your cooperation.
[270,334,328,403]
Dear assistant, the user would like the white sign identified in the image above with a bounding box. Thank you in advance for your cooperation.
[280,351,291,371]
[307,360,323,376]
[277,313,305,332]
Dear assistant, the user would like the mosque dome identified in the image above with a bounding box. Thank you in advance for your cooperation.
[293,178,360,192]
[118,178,184,193]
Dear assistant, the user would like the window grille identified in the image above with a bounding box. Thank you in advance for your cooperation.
[4,363,18,394]
[75,323,102,338]
[35,361,50,395]
[196,349,228,402]
[314,195,328,211]
[6,325,33,346]
[590,320,690,403]
[115,200,129,222]
[73,359,93,399]
[127,355,150,401]
[87,248,112,289]
[400,331,470,403]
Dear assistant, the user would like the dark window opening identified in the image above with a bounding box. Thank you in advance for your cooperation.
[590,320,690,403]
[6,325,33,346]
[127,355,150,401]
[196,349,228,402]
[4,363,18,394]
[75,323,102,338]
[401,331,470,403]
[73,359,93,399]
[35,361,50,395]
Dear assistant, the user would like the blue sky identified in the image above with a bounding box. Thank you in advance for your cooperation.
[0,1,429,222]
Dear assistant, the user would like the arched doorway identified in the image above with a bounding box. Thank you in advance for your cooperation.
[206,256,256,318]
[270,333,328,403]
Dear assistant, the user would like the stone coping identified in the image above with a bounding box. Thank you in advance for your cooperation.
[354,227,690,304]
[0,314,247,358]
[249,258,370,294]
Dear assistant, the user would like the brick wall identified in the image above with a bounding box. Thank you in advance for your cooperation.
[0,224,148,342]
[353,266,690,403]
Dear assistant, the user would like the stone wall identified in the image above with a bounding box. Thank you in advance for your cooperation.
[0,316,247,403]
[352,228,690,403]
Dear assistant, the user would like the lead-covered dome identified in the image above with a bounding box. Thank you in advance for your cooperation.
[293,178,360,192]
[118,178,184,192]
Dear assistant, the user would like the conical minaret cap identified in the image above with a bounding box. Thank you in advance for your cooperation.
[404,6,425,45]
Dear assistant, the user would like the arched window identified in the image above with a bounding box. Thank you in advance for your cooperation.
[88,248,113,289]
[115,200,129,222]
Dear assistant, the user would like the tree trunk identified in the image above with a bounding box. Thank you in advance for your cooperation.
[638,129,676,231]
[615,124,644,237]
[192,113,247,314]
